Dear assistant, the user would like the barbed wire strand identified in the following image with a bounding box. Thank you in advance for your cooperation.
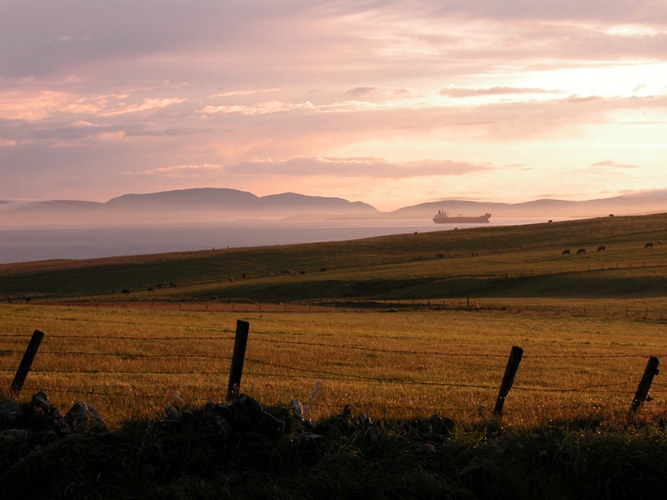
[1,336,663,360]
[2,361,642,396]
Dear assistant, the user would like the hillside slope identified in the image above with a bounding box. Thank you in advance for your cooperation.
[0,213,665,301]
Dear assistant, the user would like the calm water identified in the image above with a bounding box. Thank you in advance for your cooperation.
[0,218,554,264]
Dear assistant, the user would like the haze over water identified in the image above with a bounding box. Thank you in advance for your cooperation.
[0,218,553,264]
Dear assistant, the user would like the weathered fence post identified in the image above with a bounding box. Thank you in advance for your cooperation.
[226,320,250,401]
[631,356,659,413]
[10,330,45,397]
[493,345,524,416]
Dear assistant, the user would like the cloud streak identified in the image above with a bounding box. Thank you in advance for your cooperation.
[590,160,640,169]
[224,157,493,178]
[140,164,224,177]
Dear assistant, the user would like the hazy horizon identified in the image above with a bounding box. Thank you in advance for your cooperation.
[1,186,666,208]
[1,187,664,228]
[0,215,579,264]
[1,1,666,212]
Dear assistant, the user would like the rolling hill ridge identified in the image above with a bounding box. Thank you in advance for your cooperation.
[0,188,664,226]
[1,213,664,302]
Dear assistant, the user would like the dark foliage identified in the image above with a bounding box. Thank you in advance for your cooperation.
[2,398,667,499]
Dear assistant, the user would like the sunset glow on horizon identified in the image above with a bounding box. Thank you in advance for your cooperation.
[1,1,666,211]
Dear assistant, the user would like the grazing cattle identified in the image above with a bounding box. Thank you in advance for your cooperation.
[597,245,606,252]
[657,240,663,246]
[121,289,130,294]
[147,287,155,292]
[562,249,570,255]
[576,248,586,255]
[645,242,653,248]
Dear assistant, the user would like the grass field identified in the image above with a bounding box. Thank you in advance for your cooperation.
[1,299,665,428]
[0,213,665,428]
[1,214,666,498]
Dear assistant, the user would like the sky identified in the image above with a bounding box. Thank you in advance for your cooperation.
[1,0,666,211]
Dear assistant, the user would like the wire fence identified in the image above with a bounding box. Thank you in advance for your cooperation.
[1,326,664,423]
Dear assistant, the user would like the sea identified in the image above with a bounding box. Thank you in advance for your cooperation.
[0,217,559,264]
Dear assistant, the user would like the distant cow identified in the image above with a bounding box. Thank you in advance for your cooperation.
[597,245,606,252]
[562,249,570,255]
[657,240,663,246]
[645,242,654,248]
[576,248,586,255]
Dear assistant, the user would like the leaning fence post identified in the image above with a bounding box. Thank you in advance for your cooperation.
[10,330,45,397]
[226,320,250,401]
[631,356,659,413]
[493,345,523,416]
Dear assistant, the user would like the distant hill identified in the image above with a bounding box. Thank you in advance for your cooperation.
[0,199,107,225]
[0,188,378,225]
[107,189,377,216]
[391,190,667,219]
[0,188,664,226]
[105,188,258,210]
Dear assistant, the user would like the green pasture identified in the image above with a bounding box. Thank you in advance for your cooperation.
[1,302,666,428]
[0,213,665,303]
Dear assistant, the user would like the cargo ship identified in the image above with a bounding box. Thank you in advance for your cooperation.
[433,210,491,223]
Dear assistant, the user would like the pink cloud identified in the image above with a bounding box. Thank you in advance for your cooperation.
[198,100,315,116]
[140,163,223,177]
[439,87,554,97]
[225,157,493,178]
[590,160,639,169]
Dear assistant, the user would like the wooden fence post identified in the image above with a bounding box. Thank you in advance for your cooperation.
[226,320,250,402]
[493,345,523,416]
[631,356,659,413]
[10,330,45,397]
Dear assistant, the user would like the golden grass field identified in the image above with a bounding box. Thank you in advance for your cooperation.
[1,298,666,428]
